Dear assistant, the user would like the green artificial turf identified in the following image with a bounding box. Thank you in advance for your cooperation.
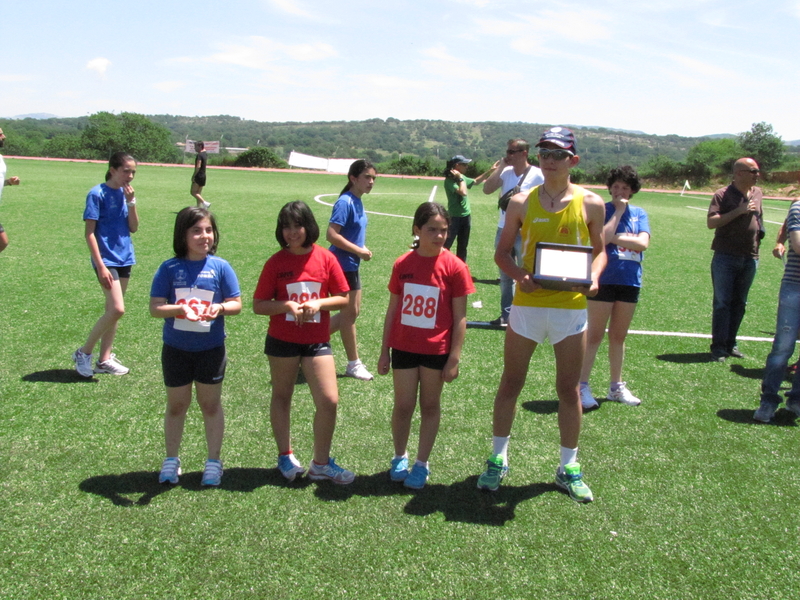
[0,159,798,599]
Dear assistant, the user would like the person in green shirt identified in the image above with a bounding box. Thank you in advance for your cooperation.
[442,155,489,264]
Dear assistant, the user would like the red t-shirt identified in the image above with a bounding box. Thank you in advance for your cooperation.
[254,245,349,344]
[387,248,475,355]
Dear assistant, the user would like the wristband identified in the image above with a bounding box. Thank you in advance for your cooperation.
[219,303,225,314]
[126,197,137,206]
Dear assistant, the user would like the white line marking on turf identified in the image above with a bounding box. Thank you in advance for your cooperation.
[628,330,775,343]
[314,193,414,219]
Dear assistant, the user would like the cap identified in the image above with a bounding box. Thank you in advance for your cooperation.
[450,155,472,165]
[535,127,577,154]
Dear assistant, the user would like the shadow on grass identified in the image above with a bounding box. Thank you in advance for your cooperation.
[472,278,499,286]
[79,467,311,506]
[656,352,721,364]
[728,364,766,380]
[22,369,97,383]
[521,399,559,414]
[310,472,556,525]
[717,408,798,427]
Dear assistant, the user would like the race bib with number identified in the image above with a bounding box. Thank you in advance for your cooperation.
[617,246,642,262]
[285,281,322,323]
[174,287,214,332]
[400,283,439,330]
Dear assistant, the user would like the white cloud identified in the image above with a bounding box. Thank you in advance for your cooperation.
[265,0,315,19]
[86,57,111,77]
[153,81,186,93]
[207,36,338,70]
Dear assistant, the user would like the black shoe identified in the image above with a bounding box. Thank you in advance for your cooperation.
[489,317,507,327]
[729,347,744,358]
[711,353,727,362]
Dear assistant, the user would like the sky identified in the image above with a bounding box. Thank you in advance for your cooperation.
[3,0,800,140]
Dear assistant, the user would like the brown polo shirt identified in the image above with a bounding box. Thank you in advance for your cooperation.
[708,183,762,258]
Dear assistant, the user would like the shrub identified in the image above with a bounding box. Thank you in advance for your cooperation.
[233,147,289,169]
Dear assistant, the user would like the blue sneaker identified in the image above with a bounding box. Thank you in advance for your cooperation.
[477,454,508,491]
[555,463,593,503]
[308,458,355,485]
[753,401,778,423]
[389,456,409,482]
[278,453,306,481]
[201,459,223,486]
[404,463,429,490]
[158,457,181,485]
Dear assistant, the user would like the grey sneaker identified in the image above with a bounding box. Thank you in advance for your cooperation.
[159,457,181,484]
[308,458,355,485]
[73,348,94,377]
[785,398,800,418]
[753,401,778,423]
[94,354,130,375]
[580,384,599,410]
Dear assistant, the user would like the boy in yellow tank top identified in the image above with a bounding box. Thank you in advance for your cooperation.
[477,127,607,502]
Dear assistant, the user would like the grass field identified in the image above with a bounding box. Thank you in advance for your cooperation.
[0,158,798,599]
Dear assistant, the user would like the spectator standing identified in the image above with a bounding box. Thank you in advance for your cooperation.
[0,127,21,252]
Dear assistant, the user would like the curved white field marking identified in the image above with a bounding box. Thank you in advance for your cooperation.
[686,205,783,226]
[314,193,419,219]
[627,330,775,343]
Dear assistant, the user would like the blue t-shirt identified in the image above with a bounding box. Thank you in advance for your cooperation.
[150,255,241,351]
[83,183,135,267]
[600,203,650,288]
[328,191,367,272]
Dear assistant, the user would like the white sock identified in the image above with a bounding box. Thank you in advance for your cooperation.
[414,459,429,469]
[347,359,361,368]
[560,446,578,471]
[394,453,407,460]
[492,436,510,462]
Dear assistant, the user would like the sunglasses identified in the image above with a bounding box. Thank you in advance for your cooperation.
[537,148,574,160]
[738,168,760,174]
[506,148,526,155]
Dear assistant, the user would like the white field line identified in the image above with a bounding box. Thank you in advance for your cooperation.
[627,330,775,343]
[314,192,415,219]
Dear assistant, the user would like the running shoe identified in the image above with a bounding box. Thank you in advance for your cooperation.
[555,463,593,503]
[158,457,181,485]
[307,457,355,485]
[404,463,429,490]
[73,348,94,378]
[753,401,778,423]
[607,382,641,406]
[477,454,508,491]
[786,399,800,418]
[580,384,599,411]
[729,347,745,358]
[94,353,130,375]
[389,456,409,482]
[202,201,211,209]
[278,453,306,481]
[201,459,223,486]
[345,360,374,381]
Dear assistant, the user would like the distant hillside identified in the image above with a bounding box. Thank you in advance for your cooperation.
[9,113,59,120]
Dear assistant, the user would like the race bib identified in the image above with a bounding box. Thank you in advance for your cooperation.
[617,246,642,262]
[401,283,439,330]
[174,287,214,332]
[286,281,322,323]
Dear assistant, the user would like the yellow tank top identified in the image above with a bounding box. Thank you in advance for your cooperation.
[514,185,590,309]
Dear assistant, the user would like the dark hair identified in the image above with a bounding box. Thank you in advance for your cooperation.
[411,202,450,249]
[508,138,530,153]
[341,159,376,195]
[443,158,466,179]
[606,165,642,195]
[275,200,319,248]
[196,141,204,151]
[173,206,219,258]
[105,151,135,182]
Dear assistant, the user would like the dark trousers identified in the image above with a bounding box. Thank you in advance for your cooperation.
[710,251,758,356]
[444,214,471,263]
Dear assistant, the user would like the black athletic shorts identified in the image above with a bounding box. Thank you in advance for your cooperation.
[93,265,132,280]
[588,283,640,304]
[162,343,227,387]
[344,270,361,291]
[391,348,449,371]
[193,172,207,187]
[265,334,333,358]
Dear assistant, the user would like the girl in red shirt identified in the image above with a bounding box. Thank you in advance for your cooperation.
[253,201,354,485]
[378,202,475,489]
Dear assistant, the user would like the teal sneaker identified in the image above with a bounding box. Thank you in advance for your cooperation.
[404,463,429,490]
[201,459,223,486]
[477,454,508,491]
[555,463,593,503]
[308,457,355,485]
[389,456,409,482]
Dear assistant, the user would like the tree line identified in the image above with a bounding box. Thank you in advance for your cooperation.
[0,112,793,187]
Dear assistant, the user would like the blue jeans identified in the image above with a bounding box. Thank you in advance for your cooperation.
[445,215,471,263]
[495,227,522,319]
[710,251,757,356]
[761,280,800,406]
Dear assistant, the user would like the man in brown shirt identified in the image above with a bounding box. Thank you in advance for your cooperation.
[706,158,763,361]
